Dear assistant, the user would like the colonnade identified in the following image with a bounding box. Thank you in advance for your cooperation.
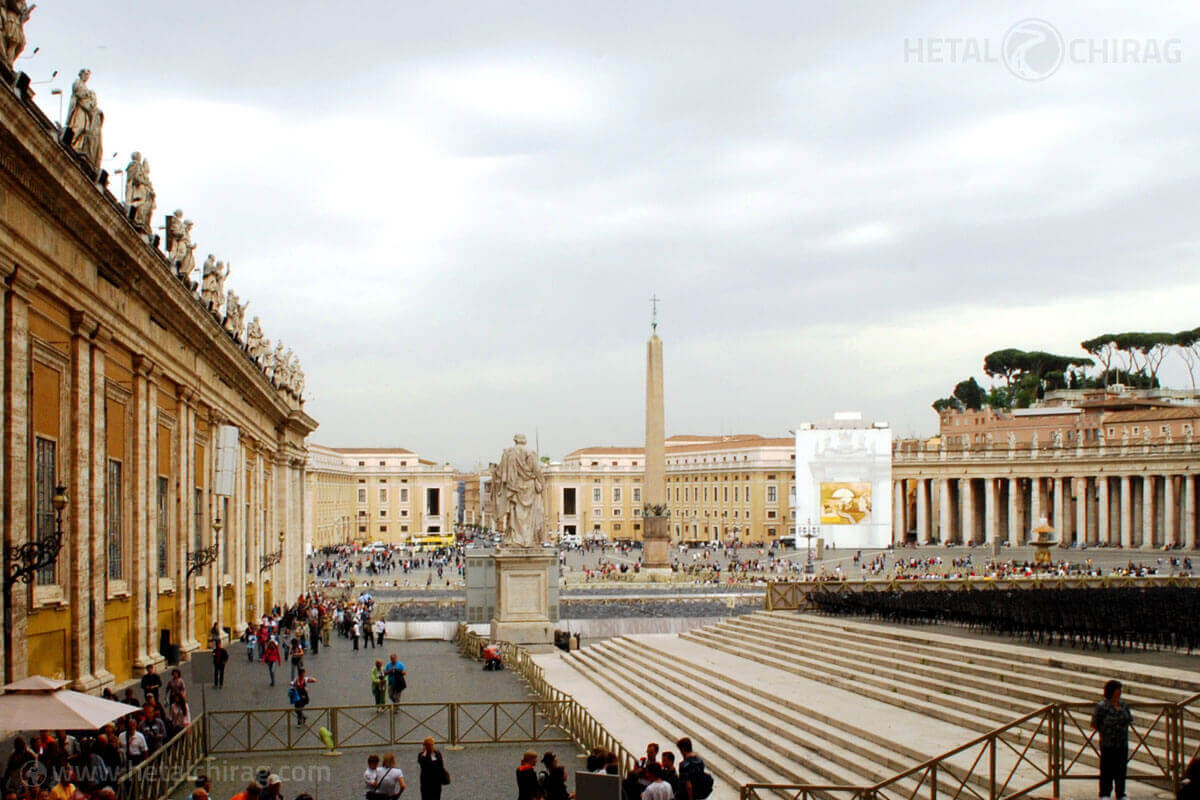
[893,472,1200,549]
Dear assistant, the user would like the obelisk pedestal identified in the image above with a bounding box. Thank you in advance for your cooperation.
[490,549,556,646]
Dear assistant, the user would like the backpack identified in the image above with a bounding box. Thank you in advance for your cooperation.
[681,757,713,800]
[288,686,301,704]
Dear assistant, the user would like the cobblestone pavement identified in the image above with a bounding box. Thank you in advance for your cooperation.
[177,639,585,800]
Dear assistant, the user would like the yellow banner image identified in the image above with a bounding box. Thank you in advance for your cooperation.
[820,482,872,525]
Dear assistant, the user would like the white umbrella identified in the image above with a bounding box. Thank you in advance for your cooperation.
[0,675,137,731]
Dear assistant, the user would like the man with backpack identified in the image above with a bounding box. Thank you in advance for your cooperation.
[674,737,713,800]
[384,653,406,704]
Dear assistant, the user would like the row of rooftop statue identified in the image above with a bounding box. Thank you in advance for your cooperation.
[0,6,305,401]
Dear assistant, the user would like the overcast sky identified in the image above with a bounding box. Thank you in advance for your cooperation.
[21,2,1200,467]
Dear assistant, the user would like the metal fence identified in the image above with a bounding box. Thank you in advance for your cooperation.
[455,623,639,776]
[116,715,207,800]
[739,694,1200,800]
[204,699,573,753]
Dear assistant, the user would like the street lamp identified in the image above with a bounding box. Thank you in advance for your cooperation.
[797,518,820,574]
[3,486,68,681]
[259,531,285,573]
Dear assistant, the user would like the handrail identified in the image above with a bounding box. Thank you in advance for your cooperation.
[738,693,1200,800]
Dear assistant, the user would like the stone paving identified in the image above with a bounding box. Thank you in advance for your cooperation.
[173,637,585,800]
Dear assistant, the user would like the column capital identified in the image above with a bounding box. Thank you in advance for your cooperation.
[175,384,198,407]
[68,309,101,340]
[132,353,156,379]
[4,265,38,299]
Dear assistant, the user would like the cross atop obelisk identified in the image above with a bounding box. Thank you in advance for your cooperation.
[650,294,660,333]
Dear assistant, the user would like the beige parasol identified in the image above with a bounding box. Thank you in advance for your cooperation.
[0,675,136,732]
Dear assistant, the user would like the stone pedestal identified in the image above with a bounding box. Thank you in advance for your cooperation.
[490,549,556,646]
[643,515,671,569]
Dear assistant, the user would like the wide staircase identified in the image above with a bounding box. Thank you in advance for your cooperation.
[533,610,1200,797]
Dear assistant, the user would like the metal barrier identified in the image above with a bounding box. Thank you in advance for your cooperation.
[766,576,1200,611]
[116,715,208,800]
[204,699,573,753]
[739,694,1200,800]
[455,623,638,776]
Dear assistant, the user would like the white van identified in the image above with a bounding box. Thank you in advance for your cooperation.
[559,531,582,547]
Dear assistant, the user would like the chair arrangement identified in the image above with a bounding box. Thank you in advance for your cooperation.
[809,586,1200,653]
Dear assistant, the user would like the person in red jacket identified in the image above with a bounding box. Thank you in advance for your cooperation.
[263,638,282,686]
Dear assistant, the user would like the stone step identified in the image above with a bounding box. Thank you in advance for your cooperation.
[616,634,1039,795]
[561,645,780,793]
[684,622,1167,769]
[754,611,1192,705]
[730,614,1108,708]
[569,642,821,787]
[783,611,1200,694]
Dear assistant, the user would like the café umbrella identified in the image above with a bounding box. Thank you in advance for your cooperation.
[0,675,136,731]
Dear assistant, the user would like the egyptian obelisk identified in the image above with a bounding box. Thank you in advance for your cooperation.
[642,296,671,570]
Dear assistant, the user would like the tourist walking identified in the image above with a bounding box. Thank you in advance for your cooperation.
[374,618,386,647]
[140,664,162,703]
[417,737,448,800]
[364,754,383,800]
[290,669,316,726]
[352,619,361,651]
[289,637,305,680]
[675,737,714,799]
[1092,680,1133,800]
[264,638,282,686]
[212,641,229,688]
[371,660,387,709]
[375,754,406,800]
[385,653,407,704]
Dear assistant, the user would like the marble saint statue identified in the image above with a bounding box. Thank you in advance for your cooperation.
[495,433,546,548]
[1,0,35,69]
[123,152,156,233]
[165,214,197,280]
[268,342,285,383]
[246,317,267,361]
[65,69,103,169]
[201,257,229,311]
[223,290,247,339]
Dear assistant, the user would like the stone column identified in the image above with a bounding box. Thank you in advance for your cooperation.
[1185,475,1197,550]
[145,374,162,669]
[983,478,997,545]
[1052,478,1065,540]
[130,356,155,669]
[175,390,198,654]
[938,479,952,544]
[1120,476,1133,548]
[66,311,98,689]
[1097,477,1110,547]
[233,442,247,635]
[1164,474,1177,548]
[1074,477,1088,547]
[1029,477,1042,528]
[88,326,113,687]
[2,267,36,681]
[916,478,929,543]
[1142,475,1156,550]
[1007,478,1020,545]
[893,481,905,544]
[959,478,974,545]
[275,455,292,601]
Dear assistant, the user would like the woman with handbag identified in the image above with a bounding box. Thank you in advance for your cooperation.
[417,737,449,800]
[376,753,406,799]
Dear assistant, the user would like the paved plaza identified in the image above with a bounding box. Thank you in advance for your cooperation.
[172,638,585,800]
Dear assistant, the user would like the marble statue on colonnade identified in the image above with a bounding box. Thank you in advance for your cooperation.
[65,69,104,170]
[123,152,156,234]
[496,433,546,549]
[246,317,267,361]
[165,211,197,280]
[1,0,35,70]
[201,257,229,311]
[223,290,247,339]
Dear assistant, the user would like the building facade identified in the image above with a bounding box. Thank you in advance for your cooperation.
[537,434,797,544]
[0,69,315,687]
[307,445,456,547]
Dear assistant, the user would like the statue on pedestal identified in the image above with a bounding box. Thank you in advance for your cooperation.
[496,433,545,548]
[65,69,104,170]
[223,290,247,339]
[165,210,197,279]
[124,152,156,233]
[2,1,36,71]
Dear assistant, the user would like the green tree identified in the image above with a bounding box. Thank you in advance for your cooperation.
[952,377,986,411]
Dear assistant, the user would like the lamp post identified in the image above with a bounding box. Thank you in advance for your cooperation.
[797,518,820,574]
[259,531,285,573]
[3,486,68,681]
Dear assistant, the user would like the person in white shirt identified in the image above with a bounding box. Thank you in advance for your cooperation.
[373,619,386,647]
[363,754,383,800]
[375,754,406,800]
[641,764,673,800]
[118,720,149,766]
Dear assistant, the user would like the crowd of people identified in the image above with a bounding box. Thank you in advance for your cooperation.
[518,737,713,800]
[2,667,193,800]
[308,544,463,591]
[357,738,448,800]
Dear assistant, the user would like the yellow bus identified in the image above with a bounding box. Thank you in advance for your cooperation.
[413,533,455,551]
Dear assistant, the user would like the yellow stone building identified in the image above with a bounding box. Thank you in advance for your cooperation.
[538,434,797,544]
[0,63,315,687]
[307,445,457,546]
